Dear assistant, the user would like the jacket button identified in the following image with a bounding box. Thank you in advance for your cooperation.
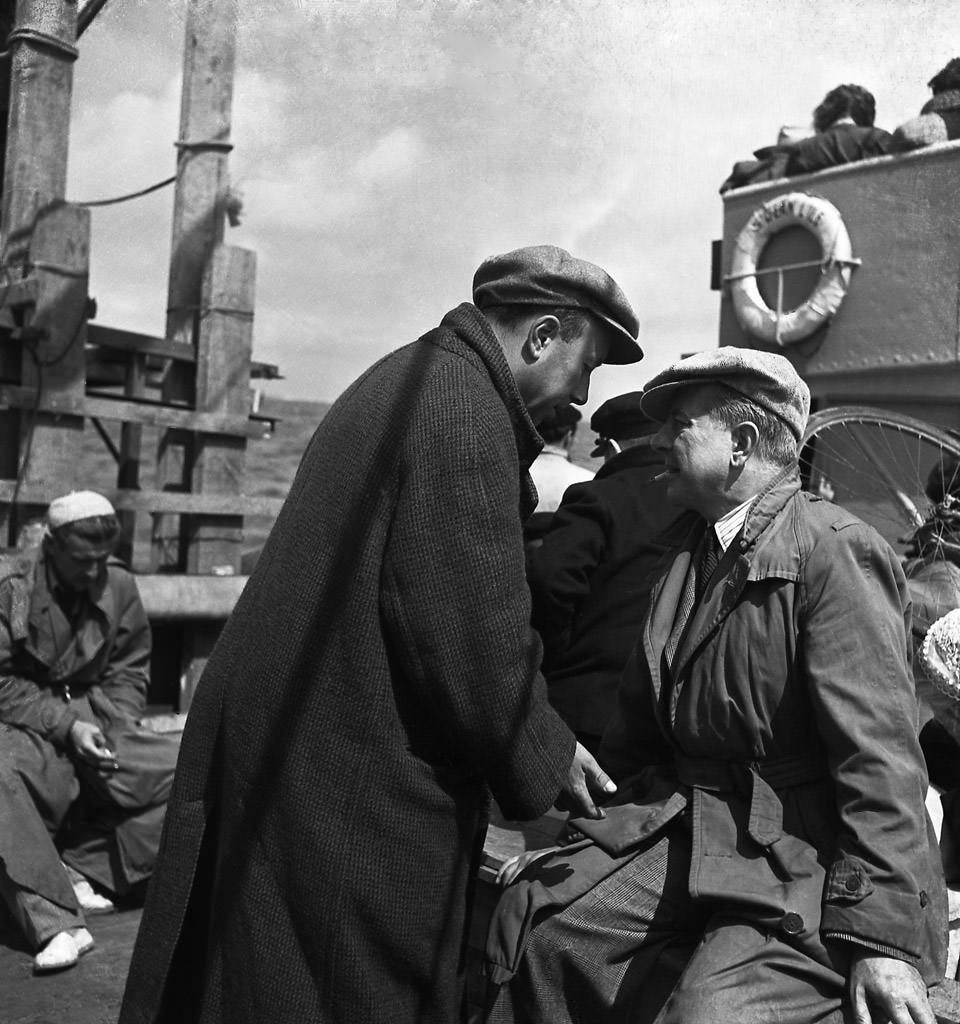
[920,890,929,907]
[781,912,804,935]
[845,875,860,893]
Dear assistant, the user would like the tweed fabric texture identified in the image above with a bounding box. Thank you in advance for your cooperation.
[640,346,810,441]
[118,303,575,1024]
[893,90,960,151]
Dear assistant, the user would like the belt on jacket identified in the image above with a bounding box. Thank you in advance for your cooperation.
[674,751,829,849]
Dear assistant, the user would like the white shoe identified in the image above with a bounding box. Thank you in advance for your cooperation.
[71,877,115,915]
[33,928,94,973]
[61,862,115,914]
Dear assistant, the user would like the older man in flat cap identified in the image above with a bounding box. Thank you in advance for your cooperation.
[527,393,679,754]
[120,245,641,1024]
[487,348,945,1024]
[0,491,177,972]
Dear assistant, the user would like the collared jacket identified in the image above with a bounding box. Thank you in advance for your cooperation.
[119,304,574,1024]
[597,469,946,981]
[528,443,678,739]
[0,548,150,741]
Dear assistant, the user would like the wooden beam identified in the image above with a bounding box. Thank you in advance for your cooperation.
[87,323,195,362]
[0,385,270,438]
[0,480,284,517]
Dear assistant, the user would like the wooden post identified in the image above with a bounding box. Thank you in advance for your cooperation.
[116,350,145,565]
[179,243,255,710]
[0,0,85,543]
[153,0,239,570]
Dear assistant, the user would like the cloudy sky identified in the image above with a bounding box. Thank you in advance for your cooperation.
[65,0,955,411]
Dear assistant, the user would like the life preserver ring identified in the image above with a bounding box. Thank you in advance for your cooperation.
[729,192,854,346]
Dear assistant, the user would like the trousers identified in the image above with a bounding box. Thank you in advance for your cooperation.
[485,818,851,1024]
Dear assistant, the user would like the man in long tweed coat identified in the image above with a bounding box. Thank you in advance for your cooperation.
[118,245,641,1024]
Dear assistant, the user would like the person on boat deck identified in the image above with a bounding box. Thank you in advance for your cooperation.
[527,394,679,755]
[0,491,177,973]
[893,57,960,152]
[118,245,641,1024]
[525,403,594,545]
[785,83,893,176]
[485,348,945,1024]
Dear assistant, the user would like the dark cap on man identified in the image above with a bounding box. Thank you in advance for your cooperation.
[472,245,642,365]
[639,346,811,442]
[590,392,658,456]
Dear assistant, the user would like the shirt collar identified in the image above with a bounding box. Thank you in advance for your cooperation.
[713,494,757,552]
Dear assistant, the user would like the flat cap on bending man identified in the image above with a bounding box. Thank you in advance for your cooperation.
[120,245,641,1024]
[487,347,946,1024]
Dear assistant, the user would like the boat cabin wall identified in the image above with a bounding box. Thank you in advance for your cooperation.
[718,140,960,431]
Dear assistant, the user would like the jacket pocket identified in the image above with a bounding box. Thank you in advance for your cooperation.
[825,856,875,904]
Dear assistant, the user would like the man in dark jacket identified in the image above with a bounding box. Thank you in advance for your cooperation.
[527,393,678,753]
[118,245,641,1024]
[786,84,892,176]
[487,348,945,1024]
[0,491,175,973]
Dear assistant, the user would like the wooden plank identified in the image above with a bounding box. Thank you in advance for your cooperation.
[87,323,196,363]
[0,276,38,310]
[0,481,284,517]
[0,385,268,438]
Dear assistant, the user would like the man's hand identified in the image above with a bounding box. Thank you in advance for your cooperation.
[68,720,119,771]
[849,951,934,1024]
[558,742,616,820]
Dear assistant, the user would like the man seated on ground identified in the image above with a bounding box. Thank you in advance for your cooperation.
[485,349,945,1024]
[786,83,892,176]
[0,491,178,972]
[527,393,679,754]
[893,58,960,152]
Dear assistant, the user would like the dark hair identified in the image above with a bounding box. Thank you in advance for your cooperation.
[51,514,122,547]
[483,305,594,343]
[707,384,799,468]
[813,84,877,132]
[929,58,960,95]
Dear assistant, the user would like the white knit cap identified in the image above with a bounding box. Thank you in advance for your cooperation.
[921,608,960,702]
[46,490,116,530]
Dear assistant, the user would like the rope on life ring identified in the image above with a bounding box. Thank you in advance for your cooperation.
[728,192,857,346]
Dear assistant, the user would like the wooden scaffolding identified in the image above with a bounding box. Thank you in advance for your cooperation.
[0,0,283,708]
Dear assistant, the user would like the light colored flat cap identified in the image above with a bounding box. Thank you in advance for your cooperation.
[47,490,116,529]
[640,346,810,441]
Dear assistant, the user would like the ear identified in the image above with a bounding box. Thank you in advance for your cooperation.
[730,421,760,466]
[522,315,562,363]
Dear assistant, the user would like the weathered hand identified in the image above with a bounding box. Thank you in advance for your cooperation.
[849,951,934,1024]
[68,720,119,770]
[558,742,616,820]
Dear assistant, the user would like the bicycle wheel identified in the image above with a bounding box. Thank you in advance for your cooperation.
[801,406,960,557]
